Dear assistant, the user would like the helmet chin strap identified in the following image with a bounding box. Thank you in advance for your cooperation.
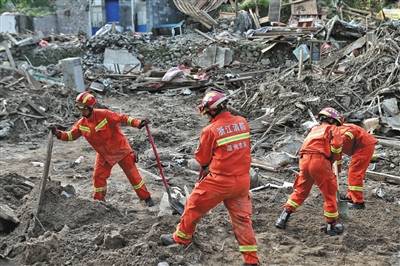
[82,107,93,118]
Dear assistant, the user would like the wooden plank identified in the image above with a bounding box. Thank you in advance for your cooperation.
[282,0,308,6]
[34,131,54,217]
[194,29,216,42]
[377,138,400,150]
[259,16,270,24]
[290,0,318,16]
[249,9,261,29]
[366,170,400,185]
[1,41,16,69]
[261,43,277,54]
[320,36,366,68]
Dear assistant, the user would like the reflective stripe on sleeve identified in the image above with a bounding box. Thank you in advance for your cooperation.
[216,132,250,146]
[79,125,90,133]
[132,180,144,190]
[95,118,108,131]
[94,186,106,193]
[127,117,134,126]
[324,211,339,218]
[67,131,73,141]
[345,131,354,140]
[286,199,299,209]
[239,245,257,252]
[349,185,363,192]
[330,146,342,154]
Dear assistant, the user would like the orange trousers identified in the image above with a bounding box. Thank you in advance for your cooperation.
[346,144,375,203]
[284,154,339,222]
[92,152,151,201]
[173,173,259,265]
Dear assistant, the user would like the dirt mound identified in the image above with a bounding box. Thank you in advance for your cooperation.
[38,181,125,232]
[0,173,34,209]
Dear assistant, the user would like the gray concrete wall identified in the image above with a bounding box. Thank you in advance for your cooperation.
[33,15,58,34]
[55,0,90,35]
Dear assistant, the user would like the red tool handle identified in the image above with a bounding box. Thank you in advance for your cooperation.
[145,124,170,191]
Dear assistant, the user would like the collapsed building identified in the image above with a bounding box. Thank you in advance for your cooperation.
[0,0,400,265]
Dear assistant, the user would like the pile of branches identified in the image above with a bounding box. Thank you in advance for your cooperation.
[228,23,400,150]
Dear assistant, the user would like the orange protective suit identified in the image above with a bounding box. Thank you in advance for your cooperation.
[339,123,377,203]
[173,112,259,265]
[284,124,343,222]
[57,109,151,201]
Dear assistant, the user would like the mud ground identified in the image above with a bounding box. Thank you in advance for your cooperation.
[0,92,400,266]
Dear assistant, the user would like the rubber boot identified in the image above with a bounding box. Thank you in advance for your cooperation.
[243,263,259,266]
[145,197,155,207]
[325,222,344,236]
[275,209,291,229]
[160,234,176,246]
[348,202,365,209]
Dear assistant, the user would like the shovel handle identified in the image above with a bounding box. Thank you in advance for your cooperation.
[144,124,170,192]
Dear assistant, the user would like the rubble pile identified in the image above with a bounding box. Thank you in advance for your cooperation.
[0,76,78,140]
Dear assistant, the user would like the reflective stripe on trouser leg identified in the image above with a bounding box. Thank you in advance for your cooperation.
[225,194,259,265]
[284,170,314,212]
[307,154,338,222]
[93,154,112,201]
[173,176,223,245]
[347,144,374,203]
[118,152,151,200]
[172,224,193,245]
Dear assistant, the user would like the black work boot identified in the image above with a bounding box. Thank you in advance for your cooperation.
[160,234,176,246]
[325,222,344,236]
[145,197,155,207]
[275,209,291,229]
[348,202,365,209]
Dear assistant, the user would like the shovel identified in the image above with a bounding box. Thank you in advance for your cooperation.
[333,161,349,218]
[144,124,185,215]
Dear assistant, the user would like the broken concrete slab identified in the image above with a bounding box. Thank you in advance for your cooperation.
[158,192,174,217]
[60,57,85,92]
[0,204,19,225]
[103,48,141,73]
[195,45,233,68]
[0,120,13,139]
[382,98,399,116]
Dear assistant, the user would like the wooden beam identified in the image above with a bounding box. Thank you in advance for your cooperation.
[366,170,400,185]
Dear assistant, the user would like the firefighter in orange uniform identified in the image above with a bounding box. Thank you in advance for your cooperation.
[50,92,154,206]
[275,107,345,236]
[160,90,259,266]
[339,123,377,209]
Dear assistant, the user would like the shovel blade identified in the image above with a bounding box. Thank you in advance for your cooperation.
[338,200,349,219]
[169,186,187,215]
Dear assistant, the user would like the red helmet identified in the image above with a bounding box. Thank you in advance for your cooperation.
[198,90,227,114]
[318,107,344,125]
[75,92,96,109]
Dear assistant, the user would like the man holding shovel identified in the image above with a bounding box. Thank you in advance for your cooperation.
[50,92,154,206]
[160,89,259,266]
[275,107,345,236]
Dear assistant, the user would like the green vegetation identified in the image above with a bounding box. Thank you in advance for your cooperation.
[239,0,269,10]
[0,0,54,16]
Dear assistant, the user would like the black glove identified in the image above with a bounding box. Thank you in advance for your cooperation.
[48,125,64,139]
[138,119,150,129]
